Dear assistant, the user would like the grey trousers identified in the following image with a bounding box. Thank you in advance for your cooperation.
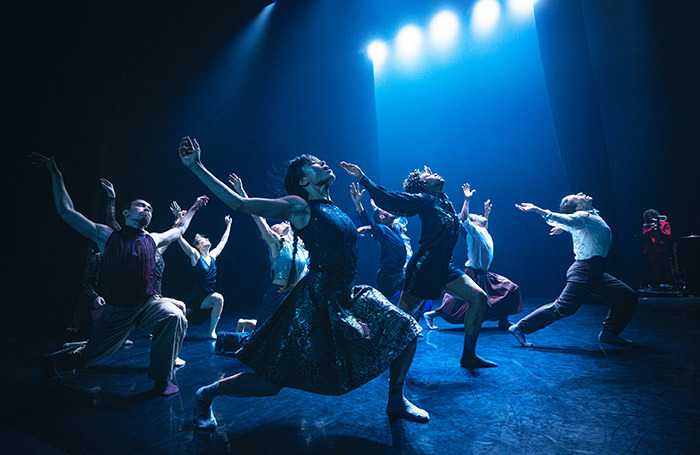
[517,256,638,336]
[53,296,187,382]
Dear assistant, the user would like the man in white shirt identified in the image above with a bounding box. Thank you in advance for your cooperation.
[508,193,638,347]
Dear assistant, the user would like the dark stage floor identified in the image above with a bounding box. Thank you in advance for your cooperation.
[2,298,699,454]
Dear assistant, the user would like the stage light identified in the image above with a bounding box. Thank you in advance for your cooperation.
[471,0,501,37]
[429,10,460,51]
[367,40,389,66]
[396,25,423,63]
[508,0,535,19]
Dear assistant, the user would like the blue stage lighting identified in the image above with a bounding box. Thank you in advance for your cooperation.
[396,25,423,63]
[367,40,389,66]
[508,0,535,19]
[471,0,501,37]
[429,10,460,51]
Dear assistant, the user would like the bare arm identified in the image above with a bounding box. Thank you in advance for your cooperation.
[176,235,200,265]
[349,182,365,215]
[210,215,233,259]
[228,173,282,254]
[150,195,209,248]
[459,183,476,221]
[179,137,310,229]
[29,153,113,247]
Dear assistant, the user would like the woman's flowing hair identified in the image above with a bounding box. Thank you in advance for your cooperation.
[280,154,317,291]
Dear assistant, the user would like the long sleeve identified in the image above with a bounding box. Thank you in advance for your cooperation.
[543,210,589,232]
[359,176,427,217]
[104,197,121,231]
[358,209,385,240]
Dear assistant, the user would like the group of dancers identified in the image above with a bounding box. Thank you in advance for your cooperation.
[32,137,638,429]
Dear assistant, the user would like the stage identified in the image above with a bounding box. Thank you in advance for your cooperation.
[2,297,699,454]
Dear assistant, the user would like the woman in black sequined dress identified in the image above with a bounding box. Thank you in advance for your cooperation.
[178,137,428,430]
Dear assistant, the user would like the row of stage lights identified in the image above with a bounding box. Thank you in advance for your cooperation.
[367,0,536,69]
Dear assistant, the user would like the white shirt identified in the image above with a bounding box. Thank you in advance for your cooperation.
[544,209,612,261]
[462,218,494,271]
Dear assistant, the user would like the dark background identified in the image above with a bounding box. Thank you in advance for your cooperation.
[9,0,699,337]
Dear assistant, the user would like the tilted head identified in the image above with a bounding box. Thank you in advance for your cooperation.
[122,199,153,228]
[560,192,593,214]
[284,154,335,200]
[194,233,211,253]
[373,207,397,226]
[272,221,292,238]
[403,168,444,194]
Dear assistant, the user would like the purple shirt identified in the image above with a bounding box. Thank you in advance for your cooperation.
[100,226,157,308]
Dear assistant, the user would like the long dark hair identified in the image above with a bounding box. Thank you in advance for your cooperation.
[280,155,317,291]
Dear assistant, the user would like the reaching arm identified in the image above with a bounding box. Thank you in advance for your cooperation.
[340,161,425,216]
[210,215,233,259]
[29,153,113,247]
[459,183,476,221]
[516,202,587,232]
[179,137,310,229]
[349,182,365,215]
[100,178,122,231]
[150,195,208,248]
[227,172,282,255]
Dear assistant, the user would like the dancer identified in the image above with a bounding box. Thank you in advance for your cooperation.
[509,193,638,347]
[642,209,675,286]
[228,173,309,332]
[349,182,412,301]
[424,184,522,330]
[340,162,494,369]
[178,137,427,429]
[177,215,232,339]
[32,152,205,396]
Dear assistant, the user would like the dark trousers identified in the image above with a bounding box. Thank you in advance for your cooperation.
[518,256,638,335]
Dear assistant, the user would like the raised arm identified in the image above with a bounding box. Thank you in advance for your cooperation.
[210,215,233,259]
[100,177,122,231]
[29,153,113,247]
[340,161,425,216]
[459,183,476,221]
[349,182,366,215]
[150,195,208,248]
[176,234,200,265]
[179,137,310,229]
[515,202,587,232]
[227,172,282,254]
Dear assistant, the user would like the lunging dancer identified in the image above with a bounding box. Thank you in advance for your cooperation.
[176,215,232,339]
[424,184,522,330]
[227,172,309,333]
[340,162,495,369]
[33,152,206,396]
[509,193,638,347]
[178,137,427,429]
[349,182,412,302]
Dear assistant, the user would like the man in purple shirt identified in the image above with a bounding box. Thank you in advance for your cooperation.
[32,153,206,396]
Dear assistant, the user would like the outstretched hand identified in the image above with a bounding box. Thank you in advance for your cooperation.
[224,215,233,225]
[228,173,244,195]
[549,227,564,236]
[462,183,476,200]
[483,199,492,218]
[27,152,58,174]
[100,178,116,199]
[179,136,201,168]
[349,182,365,204]
[515,203,538,213]
[170,201,184,218]
[339,161,364,180]
[191,195,209,210]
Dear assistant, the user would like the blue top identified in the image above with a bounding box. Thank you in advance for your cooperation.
[192,255,217,293]
[357,209,410,274]
[100,226,157,308]
[270,240,309,281]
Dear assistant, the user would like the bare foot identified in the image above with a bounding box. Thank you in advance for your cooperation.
[386,394,429,423]
[423,311,438,330]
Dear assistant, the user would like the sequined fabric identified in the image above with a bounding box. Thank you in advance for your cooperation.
[236,199,421,396]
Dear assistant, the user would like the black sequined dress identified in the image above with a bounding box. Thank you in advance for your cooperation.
[236,199,421,395]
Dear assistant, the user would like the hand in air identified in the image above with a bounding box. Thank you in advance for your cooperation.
[483,199,492,218]
[515,203,537,212]
[549,227,564,236]
[27,152,59,174]
[224,215,233,225]
[228,173,244,195]
[462,183,476,200]
[100,178,116,199]
[178,136,201,168]
[349,182,365,204]
[192,195,209,210]
[339,161,364,180]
